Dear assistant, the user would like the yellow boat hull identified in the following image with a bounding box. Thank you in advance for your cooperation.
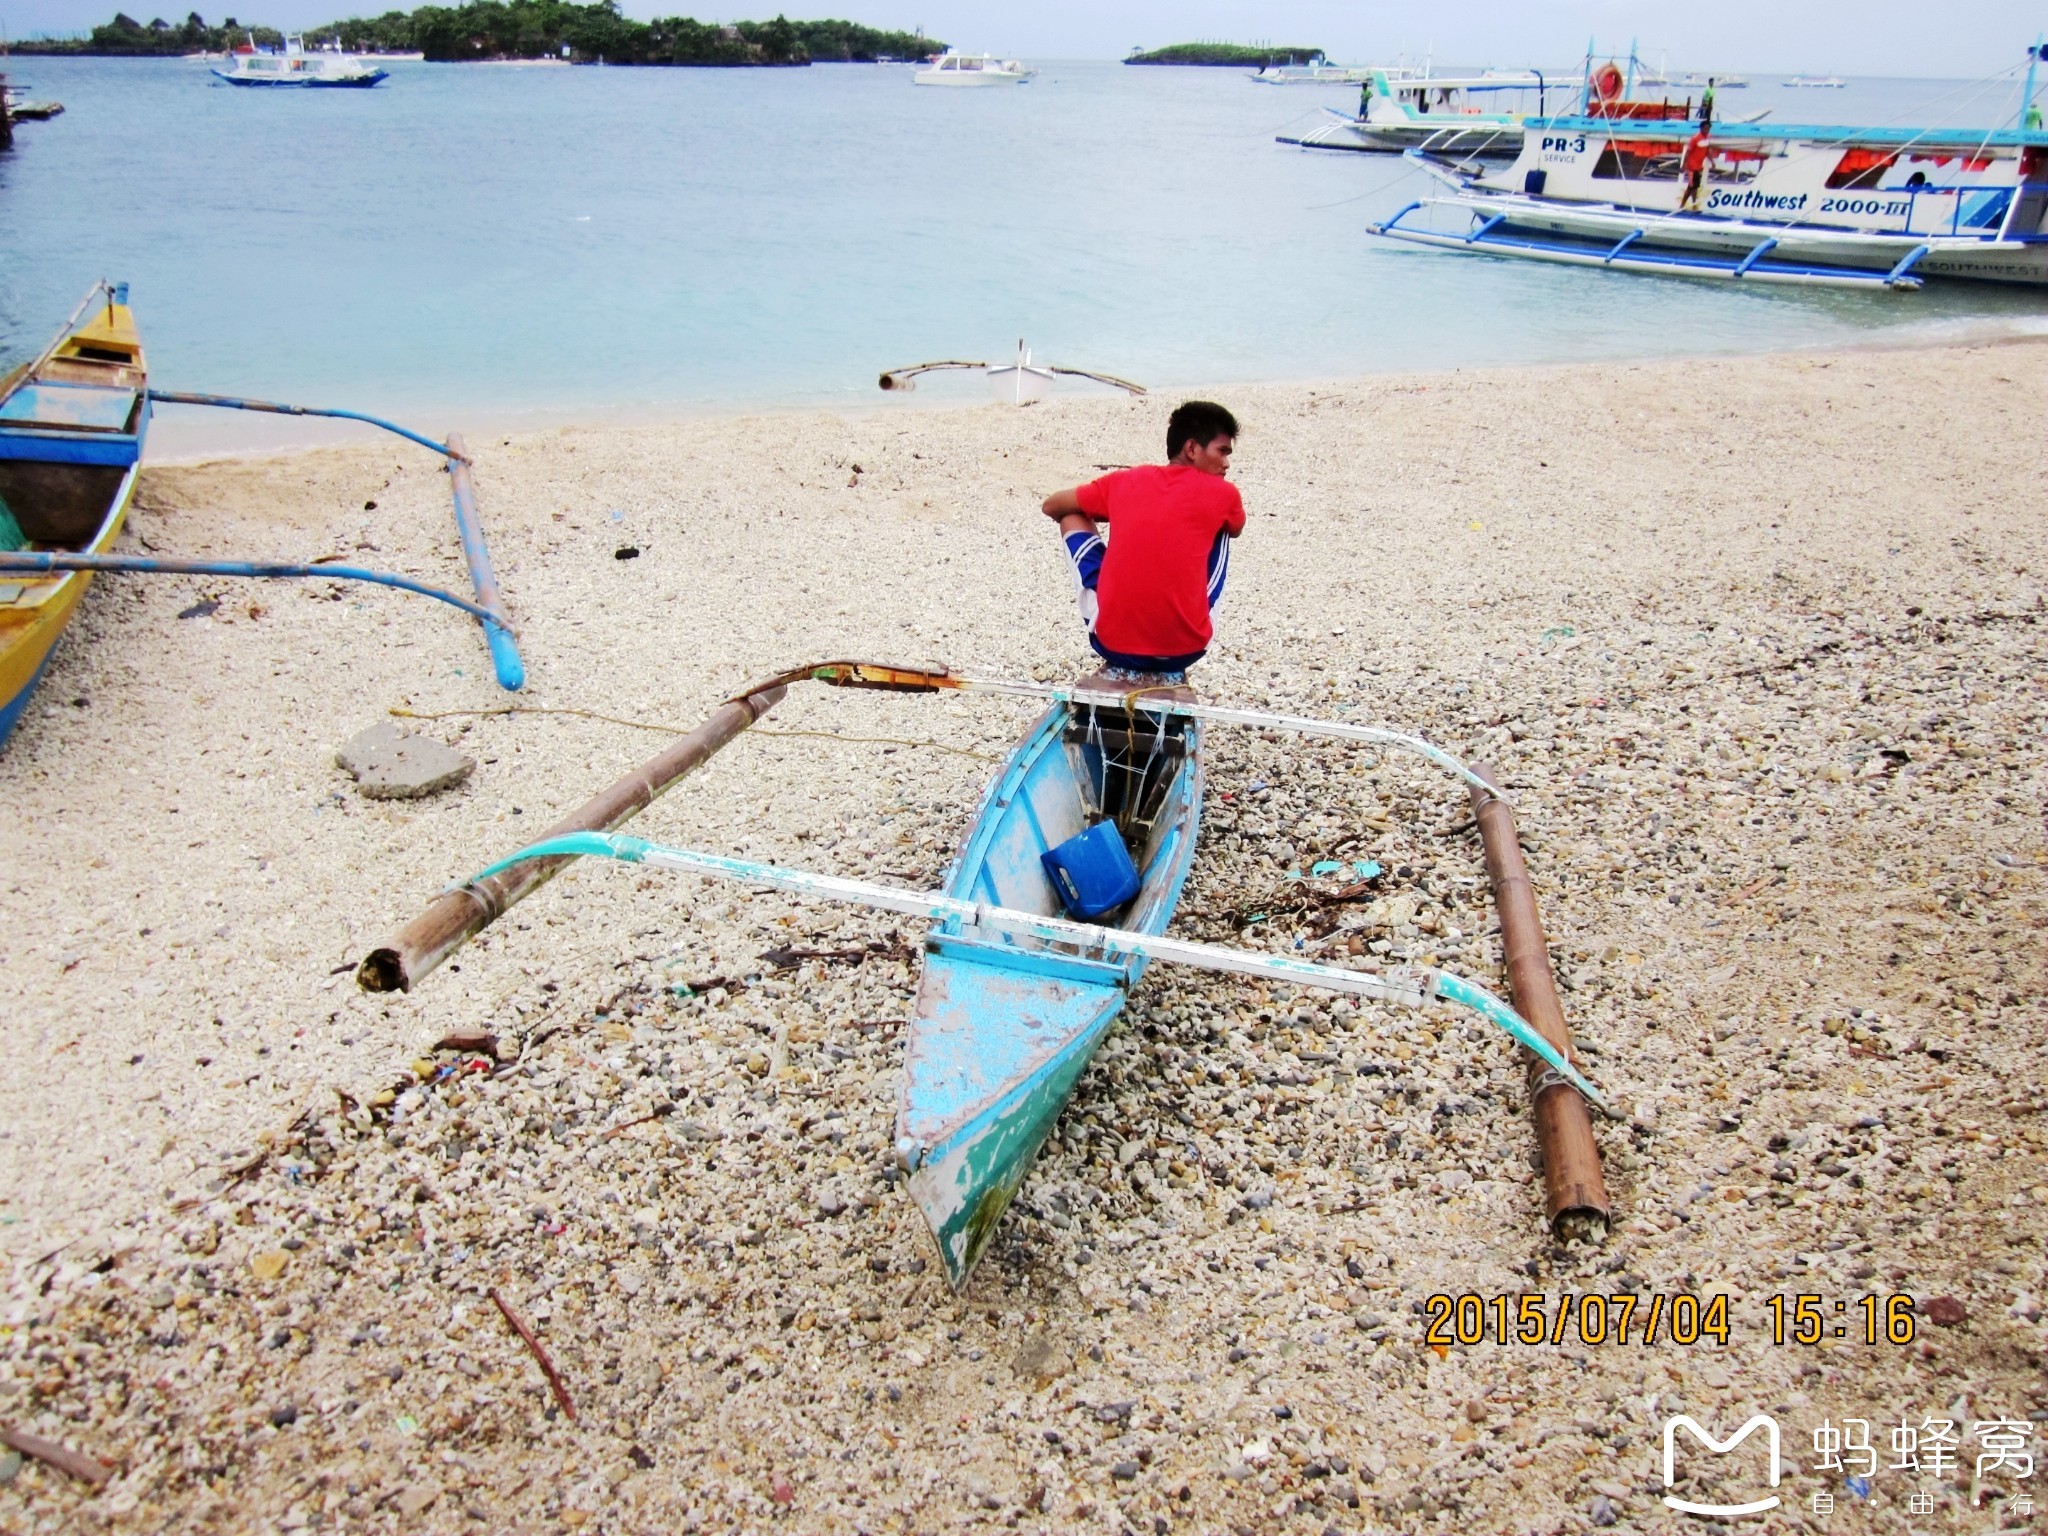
[0,463,139,742]
[0,288,148,750]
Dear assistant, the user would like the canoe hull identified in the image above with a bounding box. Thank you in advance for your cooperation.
[0,289,148,752]
[899,690,1202,1286]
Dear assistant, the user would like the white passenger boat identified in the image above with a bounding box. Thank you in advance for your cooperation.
[213,36,388,88]
[1278,62,1760,160]
[913,52,1033,86]
[1277,68,1551,158]
[1364,47,2048,289]
[1249,59,1375,85]
[1784,74,1847,89]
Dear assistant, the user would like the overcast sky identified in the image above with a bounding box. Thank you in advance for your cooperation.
[7,0,2043,78]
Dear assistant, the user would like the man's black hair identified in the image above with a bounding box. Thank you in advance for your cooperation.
[1167,400,1238,459]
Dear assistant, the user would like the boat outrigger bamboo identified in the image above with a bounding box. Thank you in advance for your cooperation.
[135,400,523,691]
[0,285,523,754]
[880,343,1146,405]
[365,660,1619,1287]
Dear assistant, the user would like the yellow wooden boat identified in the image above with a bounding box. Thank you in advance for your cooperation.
[0,283,149,749]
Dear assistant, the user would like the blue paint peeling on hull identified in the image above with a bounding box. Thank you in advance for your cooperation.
[899,696,1204,1287]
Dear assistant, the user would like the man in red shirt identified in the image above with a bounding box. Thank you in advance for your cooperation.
[1039,401,1244,678]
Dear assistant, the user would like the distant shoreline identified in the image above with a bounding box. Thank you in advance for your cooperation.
[1125,43,1324,67]
[14,9,940,65]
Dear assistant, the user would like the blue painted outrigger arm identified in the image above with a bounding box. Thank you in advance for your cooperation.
[144,390,467,463]
[1885,243,1932,286]
[1732,237,1780,277]
[143,392,524,690]
[0,551,513,635]
[468,830,1622,1118]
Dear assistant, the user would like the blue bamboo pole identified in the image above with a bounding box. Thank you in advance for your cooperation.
[0,551,512,634]
[443,432,525,691]
[144,390,468,463]
[141,393,525,691]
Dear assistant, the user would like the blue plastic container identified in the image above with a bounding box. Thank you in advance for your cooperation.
[1041,820,1142,919]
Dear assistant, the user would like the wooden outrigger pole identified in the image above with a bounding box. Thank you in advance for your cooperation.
[357,677,790,992]
[1470,764,1612,1231]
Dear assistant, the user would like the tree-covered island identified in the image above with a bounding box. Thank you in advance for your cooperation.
[1125,43,1325,67]
[20,4,940,64]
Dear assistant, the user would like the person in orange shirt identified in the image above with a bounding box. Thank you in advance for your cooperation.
[1040,401,1245,681]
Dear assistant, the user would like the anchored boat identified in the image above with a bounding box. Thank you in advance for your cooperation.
[213,36,389,87]
[913,51,1033,86]
[1279,68,1550,158]
[0,283,150,749]
[879,341,1146,404]
[1366,44,2048,288]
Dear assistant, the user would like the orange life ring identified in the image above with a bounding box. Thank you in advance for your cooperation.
[1590,61,1624,101]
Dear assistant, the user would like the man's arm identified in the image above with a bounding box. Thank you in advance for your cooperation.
[1041,487,1092,520]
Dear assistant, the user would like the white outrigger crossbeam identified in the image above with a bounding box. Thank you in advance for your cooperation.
[468,831,1618,1116]
[784,662,1505,799]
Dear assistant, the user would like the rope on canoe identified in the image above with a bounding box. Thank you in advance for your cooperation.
[388,704,997,760]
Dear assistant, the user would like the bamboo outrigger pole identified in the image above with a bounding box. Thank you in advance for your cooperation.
[139,397,523,690]
[1468,763,1611,1232]
[359,658,1521,993]
[356,679,789,992]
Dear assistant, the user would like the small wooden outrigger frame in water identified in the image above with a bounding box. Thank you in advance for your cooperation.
[362,660,1612,1285]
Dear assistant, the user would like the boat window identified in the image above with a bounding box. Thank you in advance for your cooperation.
[1826,147,1897,189]
[1960,187,2014,229]
[1591,139,1684,181]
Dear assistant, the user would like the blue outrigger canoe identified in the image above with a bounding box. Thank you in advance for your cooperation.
[439,662,1618,1292]
[899,681,1202,1285]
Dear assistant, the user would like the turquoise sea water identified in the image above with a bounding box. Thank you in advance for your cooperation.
[0,56,2039,446]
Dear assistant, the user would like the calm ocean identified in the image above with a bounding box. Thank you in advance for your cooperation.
[0,56,2039,449]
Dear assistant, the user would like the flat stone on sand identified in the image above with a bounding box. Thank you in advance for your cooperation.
[335,721,474,799]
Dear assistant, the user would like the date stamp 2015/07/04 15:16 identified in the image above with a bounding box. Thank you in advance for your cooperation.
[1420,1292,1922,1349]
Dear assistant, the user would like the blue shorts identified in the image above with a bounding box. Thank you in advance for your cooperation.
[1063,526,1231,673]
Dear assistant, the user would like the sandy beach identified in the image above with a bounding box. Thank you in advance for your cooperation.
[2,339,2044,1532]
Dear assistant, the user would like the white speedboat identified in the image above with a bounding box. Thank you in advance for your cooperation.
[914,51,1034,86]
[1365,55,2048,289]
[213,36,388,87]
[1784,74,1847,88]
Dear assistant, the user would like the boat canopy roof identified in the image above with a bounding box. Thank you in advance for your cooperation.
[1379,70,1545,91]
[1528,113,2048,148]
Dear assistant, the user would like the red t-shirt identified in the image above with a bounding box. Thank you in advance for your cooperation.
[1075,464,1246,658]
